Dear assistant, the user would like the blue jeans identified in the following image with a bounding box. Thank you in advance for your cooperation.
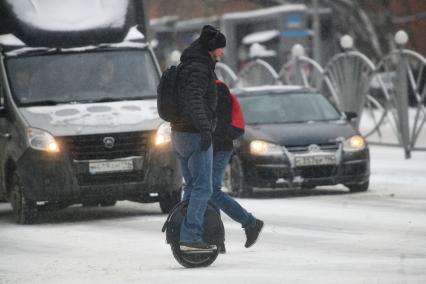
[172,131,213,243]
[209,150,255,228]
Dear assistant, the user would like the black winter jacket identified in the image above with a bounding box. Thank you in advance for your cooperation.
[171,39,217,134]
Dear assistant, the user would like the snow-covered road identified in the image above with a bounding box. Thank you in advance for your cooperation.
[1,145,425,284]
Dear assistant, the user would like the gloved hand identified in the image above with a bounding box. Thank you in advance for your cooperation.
[199,132,212,151]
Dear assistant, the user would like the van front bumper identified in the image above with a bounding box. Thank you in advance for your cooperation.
[16,145,181,203]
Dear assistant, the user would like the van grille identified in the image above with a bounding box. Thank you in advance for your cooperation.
[57,131,153,186]
[58,131,152,161]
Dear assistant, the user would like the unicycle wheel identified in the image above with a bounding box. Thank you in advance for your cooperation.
[162,201,225,268]
[170,244,219,268]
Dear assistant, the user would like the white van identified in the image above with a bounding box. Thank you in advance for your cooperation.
[0,1,181,223]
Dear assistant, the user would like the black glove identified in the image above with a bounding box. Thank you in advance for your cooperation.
[199,132,212,151]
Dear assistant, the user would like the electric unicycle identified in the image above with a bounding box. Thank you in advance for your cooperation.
[162,200,225,268]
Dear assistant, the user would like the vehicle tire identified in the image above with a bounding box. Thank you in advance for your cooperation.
[171,244,219,268]
[82,200,99,207]
[159,188,182,214]
[222,164,233,194]
[229,156,253,198]
[100,200,117,207]
[163,201,223,268]
[10,172,37,224]
[347,180,369,193]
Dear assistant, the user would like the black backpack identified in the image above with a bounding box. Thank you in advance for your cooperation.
[157,64,181,122]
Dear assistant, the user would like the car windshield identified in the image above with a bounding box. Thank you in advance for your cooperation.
[239,92,341,124]
[5,49,159,106]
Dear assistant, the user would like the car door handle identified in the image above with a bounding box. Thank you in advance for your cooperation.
[0,133,11,140]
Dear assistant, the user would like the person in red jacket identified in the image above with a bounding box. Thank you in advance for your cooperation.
[211,80,264,252]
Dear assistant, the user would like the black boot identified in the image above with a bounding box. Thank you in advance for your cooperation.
[244,219,264,248]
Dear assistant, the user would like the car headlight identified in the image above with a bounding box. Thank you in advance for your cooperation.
[250,140,283,155]
[155,122,171,146]
[27,128,59,153]
[343,135,366,151]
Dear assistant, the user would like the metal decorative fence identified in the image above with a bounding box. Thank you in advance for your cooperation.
[321,36,376,130]
[278,44,324,90]
[214,31,426,158]
[365,31,426,158]
[215,62,238,88]
[236,58,280,87]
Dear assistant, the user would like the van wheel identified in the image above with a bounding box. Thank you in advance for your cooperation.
[347,180,369,193]
[100,200,117,207]
[10,173,37,224]
[229,156,253,198]
[159,188,182,214]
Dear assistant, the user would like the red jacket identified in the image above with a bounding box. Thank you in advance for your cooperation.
[213,80,245,151]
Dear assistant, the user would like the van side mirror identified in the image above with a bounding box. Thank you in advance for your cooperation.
[0,106,6,118]
[344,111,358,121]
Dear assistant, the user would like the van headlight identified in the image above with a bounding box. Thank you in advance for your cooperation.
[27,128,59,153]
[250,140,283,156]
[155,122,171,146]
[343,135,366,151]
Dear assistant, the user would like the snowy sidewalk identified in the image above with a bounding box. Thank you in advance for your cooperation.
[0,145,425,284]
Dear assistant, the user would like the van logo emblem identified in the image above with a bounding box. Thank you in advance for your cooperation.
[308,144,320,152]
[103,137,115,149]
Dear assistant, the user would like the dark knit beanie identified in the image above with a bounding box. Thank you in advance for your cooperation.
[199,25,226,51]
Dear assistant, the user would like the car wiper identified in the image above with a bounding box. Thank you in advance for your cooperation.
[284,120,308,124]
[6,47,58,57]
[89,97,124,103]
[248,121,282,125]
[20,100,60,106]
[247,122,264,126]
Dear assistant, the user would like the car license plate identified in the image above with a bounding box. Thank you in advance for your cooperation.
[295,155,336,167]
[89,160,134,174]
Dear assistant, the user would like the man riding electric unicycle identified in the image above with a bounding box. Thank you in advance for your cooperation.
[159,26,263,268]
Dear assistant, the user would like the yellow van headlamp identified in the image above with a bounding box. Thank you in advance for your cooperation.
[155,122,172,146]
[27,128,59,153]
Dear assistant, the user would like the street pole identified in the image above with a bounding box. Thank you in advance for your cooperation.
[312,0,321,64]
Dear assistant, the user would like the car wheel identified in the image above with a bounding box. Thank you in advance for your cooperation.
[10,172,37,224]
[82,200,99,207]
[347,180,369,193]
[159,188,182,213]
[222,164,233,195]
[301,185,316,190]
[229,156,253,198]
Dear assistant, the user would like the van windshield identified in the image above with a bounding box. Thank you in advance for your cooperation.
[5,49,159,106]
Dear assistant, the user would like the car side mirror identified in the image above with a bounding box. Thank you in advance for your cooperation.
[344,111,358,121]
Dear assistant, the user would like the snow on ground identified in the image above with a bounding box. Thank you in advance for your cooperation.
[0,145,425,284]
